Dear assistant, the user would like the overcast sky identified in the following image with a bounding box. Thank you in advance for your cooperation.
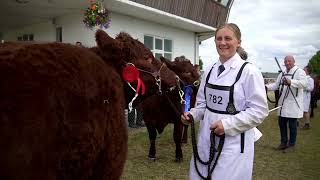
[199,0,320,72]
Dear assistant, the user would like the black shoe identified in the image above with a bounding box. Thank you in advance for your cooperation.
[276,144,288,150]
[283,144,295,153]
[303,124,310,129]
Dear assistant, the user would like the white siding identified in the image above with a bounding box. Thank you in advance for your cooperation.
[3,21,56,42]
[2,12,196,63]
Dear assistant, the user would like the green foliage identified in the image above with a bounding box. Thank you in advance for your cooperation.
[83,1,111,29]
[309,50,320,75]
[199,58,203,70]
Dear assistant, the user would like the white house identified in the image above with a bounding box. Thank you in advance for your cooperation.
[0,0,233,64]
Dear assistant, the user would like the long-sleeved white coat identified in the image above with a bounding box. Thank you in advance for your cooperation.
[189,54,268,180]
[266,65,307,118]
[303,75,314,112]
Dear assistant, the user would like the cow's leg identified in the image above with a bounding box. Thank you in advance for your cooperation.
[147,126,157,161]
[181,124,188,144]
[310,97,315,118]
[173,122,183,162]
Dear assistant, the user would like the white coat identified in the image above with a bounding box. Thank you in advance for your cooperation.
[189,54,269,180]
[266,66,307,118]
[303,75,314,112]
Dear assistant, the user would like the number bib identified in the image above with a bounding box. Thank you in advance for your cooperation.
[204,62,249,115]
[205,85,230,112]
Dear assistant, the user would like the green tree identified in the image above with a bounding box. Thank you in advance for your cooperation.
[199,58,203,70]
[309,50,320,75]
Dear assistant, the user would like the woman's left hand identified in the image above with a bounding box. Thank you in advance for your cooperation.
[210,120,225,135]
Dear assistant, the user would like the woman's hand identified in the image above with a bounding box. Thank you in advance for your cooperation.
[210,120,225,135]
[181,112,191,125]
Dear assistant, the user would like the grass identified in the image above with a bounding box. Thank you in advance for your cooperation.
[121,100,320,180]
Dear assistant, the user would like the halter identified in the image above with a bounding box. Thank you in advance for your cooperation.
[137,63,165,95]
[176,76,200,106]
[122,62,166,111]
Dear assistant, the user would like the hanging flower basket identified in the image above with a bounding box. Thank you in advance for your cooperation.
[83,0,111,30]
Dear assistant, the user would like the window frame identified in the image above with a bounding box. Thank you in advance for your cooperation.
[144,35,173,60]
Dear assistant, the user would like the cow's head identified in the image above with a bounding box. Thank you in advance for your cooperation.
[160,56,200,87]
[95,30,177,106]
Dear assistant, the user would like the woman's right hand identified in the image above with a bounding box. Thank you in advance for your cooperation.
[181,112,191,125]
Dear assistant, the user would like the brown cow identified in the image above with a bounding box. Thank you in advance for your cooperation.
[0,30,176,180]
[93,31,177,106]
[137,56,200,161]
[310,75,320,118]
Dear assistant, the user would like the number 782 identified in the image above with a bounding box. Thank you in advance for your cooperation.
[209,94,223,104]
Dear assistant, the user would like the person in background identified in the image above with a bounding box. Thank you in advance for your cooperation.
[301,65,314,129]
[75,41,83,47]
[266,55,307,151]
[181,23,268,180]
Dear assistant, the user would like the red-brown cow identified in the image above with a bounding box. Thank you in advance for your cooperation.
[0,30,176,180]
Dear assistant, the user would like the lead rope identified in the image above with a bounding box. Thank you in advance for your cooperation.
[189,114,225,180]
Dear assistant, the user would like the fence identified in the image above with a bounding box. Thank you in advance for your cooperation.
[264,78,276,84]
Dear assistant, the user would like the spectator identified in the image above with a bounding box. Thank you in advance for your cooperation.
[266,55,307,151]
[302,65,314,129]
[75,41,83,47]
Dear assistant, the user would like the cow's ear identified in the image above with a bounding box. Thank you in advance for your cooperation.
[95,29,116,49]
[160,56,175,69]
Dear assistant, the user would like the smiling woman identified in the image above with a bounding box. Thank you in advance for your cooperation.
[181,23,268,180]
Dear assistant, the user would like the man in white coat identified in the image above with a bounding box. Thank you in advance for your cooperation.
[266,55,307,150]
[302,65,314,129]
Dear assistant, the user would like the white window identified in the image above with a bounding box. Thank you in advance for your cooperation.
[144,35,173,60]
[18,34,34,41]
[217,0,230,6]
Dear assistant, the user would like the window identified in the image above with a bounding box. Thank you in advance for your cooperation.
[56,27,62,42]
[22,34,28,41]
[28,34,34,41]
[144,35,172,60]
[217,0,230,6]
[18,34,34,41]
[144,36,153,50]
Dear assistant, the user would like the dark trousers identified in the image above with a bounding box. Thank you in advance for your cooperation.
[278,116,297,146]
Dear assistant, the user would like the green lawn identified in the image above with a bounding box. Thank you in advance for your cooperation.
[121,102,320,180]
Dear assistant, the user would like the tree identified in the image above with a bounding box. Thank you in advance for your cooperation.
[199,58,203,70]
[309,50,320,75]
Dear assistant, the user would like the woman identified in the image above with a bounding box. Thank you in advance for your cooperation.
[181,23,268,180]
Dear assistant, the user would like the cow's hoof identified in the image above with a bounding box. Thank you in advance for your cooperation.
[148,156,156,162]
[175,157,183,162]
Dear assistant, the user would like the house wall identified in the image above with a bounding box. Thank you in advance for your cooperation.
[3,22,56,42]
[2,12,196,63]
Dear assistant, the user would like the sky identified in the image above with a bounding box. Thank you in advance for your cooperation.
[199,0,320,72]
